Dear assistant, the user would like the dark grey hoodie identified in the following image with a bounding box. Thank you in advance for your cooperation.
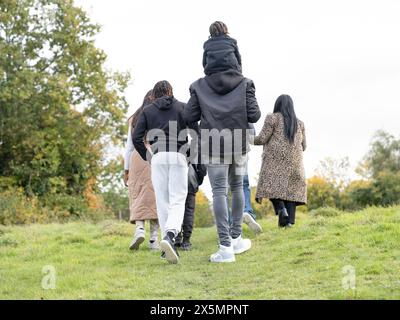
[183,70,261,157]
[133,96,194,161]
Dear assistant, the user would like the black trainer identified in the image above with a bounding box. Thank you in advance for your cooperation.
[175,232,182,248]
[278,208,290,227]
[181,240,192,251]
[160,232,180,264]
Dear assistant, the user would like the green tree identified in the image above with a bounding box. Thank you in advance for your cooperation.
[0,0,129,196]
[363,130,400,178]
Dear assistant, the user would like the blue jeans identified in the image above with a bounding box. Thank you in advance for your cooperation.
[243,174,256,219]
[207,155,246,247]
[228,172,256,224]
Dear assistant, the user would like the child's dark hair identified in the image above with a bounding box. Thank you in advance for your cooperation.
[153,80,173,99]
[209,21,228,37]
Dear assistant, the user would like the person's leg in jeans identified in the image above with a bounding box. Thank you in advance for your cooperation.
[207,163,231,247]
[229,155,252,253]
[284,201,296,225]
[242,170,263,234]
[243,174,255,219]
[228,160,245,240]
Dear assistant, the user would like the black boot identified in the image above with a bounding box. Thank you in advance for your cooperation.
[181,237,192,251]
[278,208,290,227]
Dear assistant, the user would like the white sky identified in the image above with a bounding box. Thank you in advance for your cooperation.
[75,0,400,195]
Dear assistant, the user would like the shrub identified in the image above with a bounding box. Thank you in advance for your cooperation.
[0,187,113,225]
[194,191,214,228]
[307,176,340,210]
[0,187,46,225]
[340,180,376,210]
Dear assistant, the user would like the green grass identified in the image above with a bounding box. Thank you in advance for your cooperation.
[1,206,400,299]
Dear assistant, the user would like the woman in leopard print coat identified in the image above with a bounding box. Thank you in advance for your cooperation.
[254,95,306,225]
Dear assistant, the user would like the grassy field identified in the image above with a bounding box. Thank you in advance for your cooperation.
[1,206,400,300]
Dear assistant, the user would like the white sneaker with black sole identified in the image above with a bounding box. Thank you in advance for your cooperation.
[160,234,179,264]
[243,212,263,234]
[129,228,145,250]
[232,235,252,254]
[209,244,235,263]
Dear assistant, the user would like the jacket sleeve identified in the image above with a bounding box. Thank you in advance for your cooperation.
[301,122,307,151]
[246,80,261,123]
[254,114,274,145]
[183,87,202,124]
[124,126,134,171]
[132,111,149,161]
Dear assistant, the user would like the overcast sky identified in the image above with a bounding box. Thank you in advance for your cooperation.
[75,0,400,193]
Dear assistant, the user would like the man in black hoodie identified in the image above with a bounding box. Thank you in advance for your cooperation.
[133,81,193,264]
[183,69,261,263]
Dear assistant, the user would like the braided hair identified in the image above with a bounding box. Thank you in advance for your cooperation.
[209,21,228,37]
[153,80,173,99]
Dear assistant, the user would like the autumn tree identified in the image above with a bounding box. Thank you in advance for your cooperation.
[0,0,129,196]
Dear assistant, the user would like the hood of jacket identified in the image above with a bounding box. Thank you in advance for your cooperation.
[205,70,244,95]
[153,96,175,110]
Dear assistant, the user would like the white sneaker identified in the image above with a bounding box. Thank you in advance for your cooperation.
[209,244,236,263]
[232,235,252,254]
[129,228,145,250]
[149,240,160,250]
[243,212,263,234]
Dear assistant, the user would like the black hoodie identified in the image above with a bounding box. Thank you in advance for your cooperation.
[133,96,196,161]
[183,70,261,157]
[202,35,242,76]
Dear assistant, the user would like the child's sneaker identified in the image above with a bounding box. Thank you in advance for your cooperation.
[129,228,145,251]
[243,212,263,234]
[232,235,251,254]
[149,240,160,251]
[209,244,235,263]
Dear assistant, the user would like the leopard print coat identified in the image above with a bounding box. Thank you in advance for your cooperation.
[254,113,307,204]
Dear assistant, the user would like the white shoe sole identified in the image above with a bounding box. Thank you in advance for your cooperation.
[233,242,252,255]
[243,213,263,234]
[160,240,179,264]
[129,235,145,250]
[209,256,236,263]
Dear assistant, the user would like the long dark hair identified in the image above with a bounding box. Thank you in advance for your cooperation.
[129,90,154,129]
[273,94,298,144]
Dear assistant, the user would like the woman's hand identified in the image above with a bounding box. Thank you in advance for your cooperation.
[255,197,263,204]
[123,170,129,187]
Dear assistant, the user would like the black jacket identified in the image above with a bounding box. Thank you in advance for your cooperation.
[183,70,261,157]
[133,96,195,161]
[203,35,242,76]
